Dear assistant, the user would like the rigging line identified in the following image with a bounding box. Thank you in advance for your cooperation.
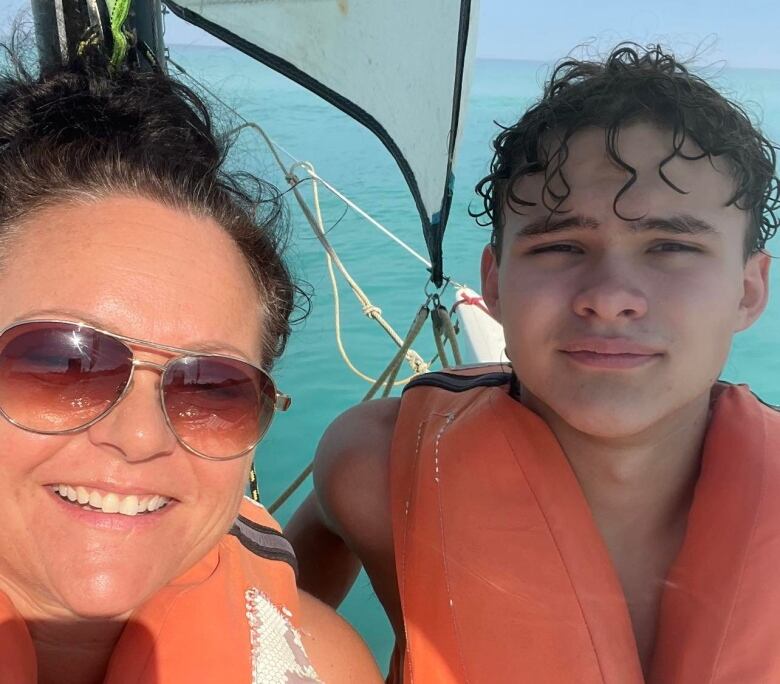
[167,56,462,284]
[299,174,406,348]
[326,248,424,386]
[167,53,469,514]
[362,305,430,402]
[432,309,451,369]
[432,305,464,369]
[232,114,421,373]
[291,162,432,269]
[379,306,431,398]
[268,303,431,516]
[308,170,425,370]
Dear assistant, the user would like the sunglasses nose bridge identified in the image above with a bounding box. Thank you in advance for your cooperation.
[131,358,167,374]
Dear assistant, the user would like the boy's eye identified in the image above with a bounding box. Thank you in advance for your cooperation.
[530,243,582,254]
[649,242,701,253]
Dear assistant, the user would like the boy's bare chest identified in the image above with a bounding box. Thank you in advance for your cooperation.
[620,565,666,673]
[611,532,685,674]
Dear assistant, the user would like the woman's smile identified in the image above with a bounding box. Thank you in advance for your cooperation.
[46,484,176,531]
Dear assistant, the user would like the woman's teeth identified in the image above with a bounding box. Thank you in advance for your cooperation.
[52,485,171,516]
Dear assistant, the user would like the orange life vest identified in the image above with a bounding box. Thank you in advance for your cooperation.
[0,497,313,683]
[389,367,780,683]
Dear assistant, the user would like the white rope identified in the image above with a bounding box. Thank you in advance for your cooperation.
[307,172,428,384]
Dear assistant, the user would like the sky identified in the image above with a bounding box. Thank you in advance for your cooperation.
[475,0,780,69]
[1,0,778,70]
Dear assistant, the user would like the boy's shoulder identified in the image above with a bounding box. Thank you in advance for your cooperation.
[312,397,400,553]
[316,396,401,477]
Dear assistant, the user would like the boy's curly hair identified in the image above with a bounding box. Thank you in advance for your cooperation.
[475,44,780,257]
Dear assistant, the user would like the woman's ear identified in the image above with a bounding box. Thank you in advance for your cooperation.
[736,250,771,332]
[480,244,502,322]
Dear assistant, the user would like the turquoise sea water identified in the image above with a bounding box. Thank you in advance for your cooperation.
[170,46,780,666]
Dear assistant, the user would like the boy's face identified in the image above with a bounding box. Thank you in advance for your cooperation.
[481,123,770,439]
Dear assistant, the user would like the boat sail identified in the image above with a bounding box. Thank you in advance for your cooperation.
[164,0,479,287]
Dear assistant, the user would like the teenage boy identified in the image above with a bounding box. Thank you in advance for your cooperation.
[286,44,780,683]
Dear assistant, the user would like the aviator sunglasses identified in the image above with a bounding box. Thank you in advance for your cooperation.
[0,320,290,460]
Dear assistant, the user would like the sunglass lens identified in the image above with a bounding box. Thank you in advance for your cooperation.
[0,322,133,432]
[162,357,275,459]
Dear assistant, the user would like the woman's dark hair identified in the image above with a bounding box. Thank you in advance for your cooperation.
[475,44,780,258]
[0,45,302,368]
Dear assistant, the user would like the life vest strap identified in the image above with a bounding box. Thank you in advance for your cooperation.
[404,368,512,394]
[229,515,299,577]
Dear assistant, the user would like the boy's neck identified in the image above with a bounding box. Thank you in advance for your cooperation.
[522,387,711,542]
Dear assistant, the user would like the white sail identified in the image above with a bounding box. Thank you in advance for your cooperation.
[165,0,479,284]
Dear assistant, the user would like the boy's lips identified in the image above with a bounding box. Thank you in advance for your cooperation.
[560,337,664,355]
[559,338,665,369]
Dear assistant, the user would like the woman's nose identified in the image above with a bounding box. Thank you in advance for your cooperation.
[571,259,649,322]
[87,368,178,462]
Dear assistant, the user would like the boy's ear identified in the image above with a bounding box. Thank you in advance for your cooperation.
[736,251,771,332]
[480,244,501,322]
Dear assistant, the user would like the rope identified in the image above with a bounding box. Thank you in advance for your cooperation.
[298,165,433,270]
[433,305,463,367]
[268,462,314,515]
[304,166,400,344]
[106,0,131,70]
[432,306,450,368]
[217,119,432,382]
[264,154,435,514]
[304,170,428,384]
[167,59,456,379]
[326,250,425,385]
[362,305,430,401]
[380,307,430,398]
[269,304,430,514]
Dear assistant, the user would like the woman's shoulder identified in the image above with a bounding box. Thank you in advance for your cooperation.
[223,499,381,681]
[297,591,383,683]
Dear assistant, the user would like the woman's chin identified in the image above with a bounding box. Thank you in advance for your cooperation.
[51,568,163,619]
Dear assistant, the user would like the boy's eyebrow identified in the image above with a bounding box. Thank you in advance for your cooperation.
[633,215,717,234]
[516,214,599,237]
[516,213,716,237]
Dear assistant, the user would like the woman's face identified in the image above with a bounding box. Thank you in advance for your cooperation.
[0,195,266,620]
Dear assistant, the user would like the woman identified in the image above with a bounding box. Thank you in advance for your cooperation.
[0,51,380,683]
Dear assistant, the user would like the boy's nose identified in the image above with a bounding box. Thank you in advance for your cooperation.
[572,265,649,322]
